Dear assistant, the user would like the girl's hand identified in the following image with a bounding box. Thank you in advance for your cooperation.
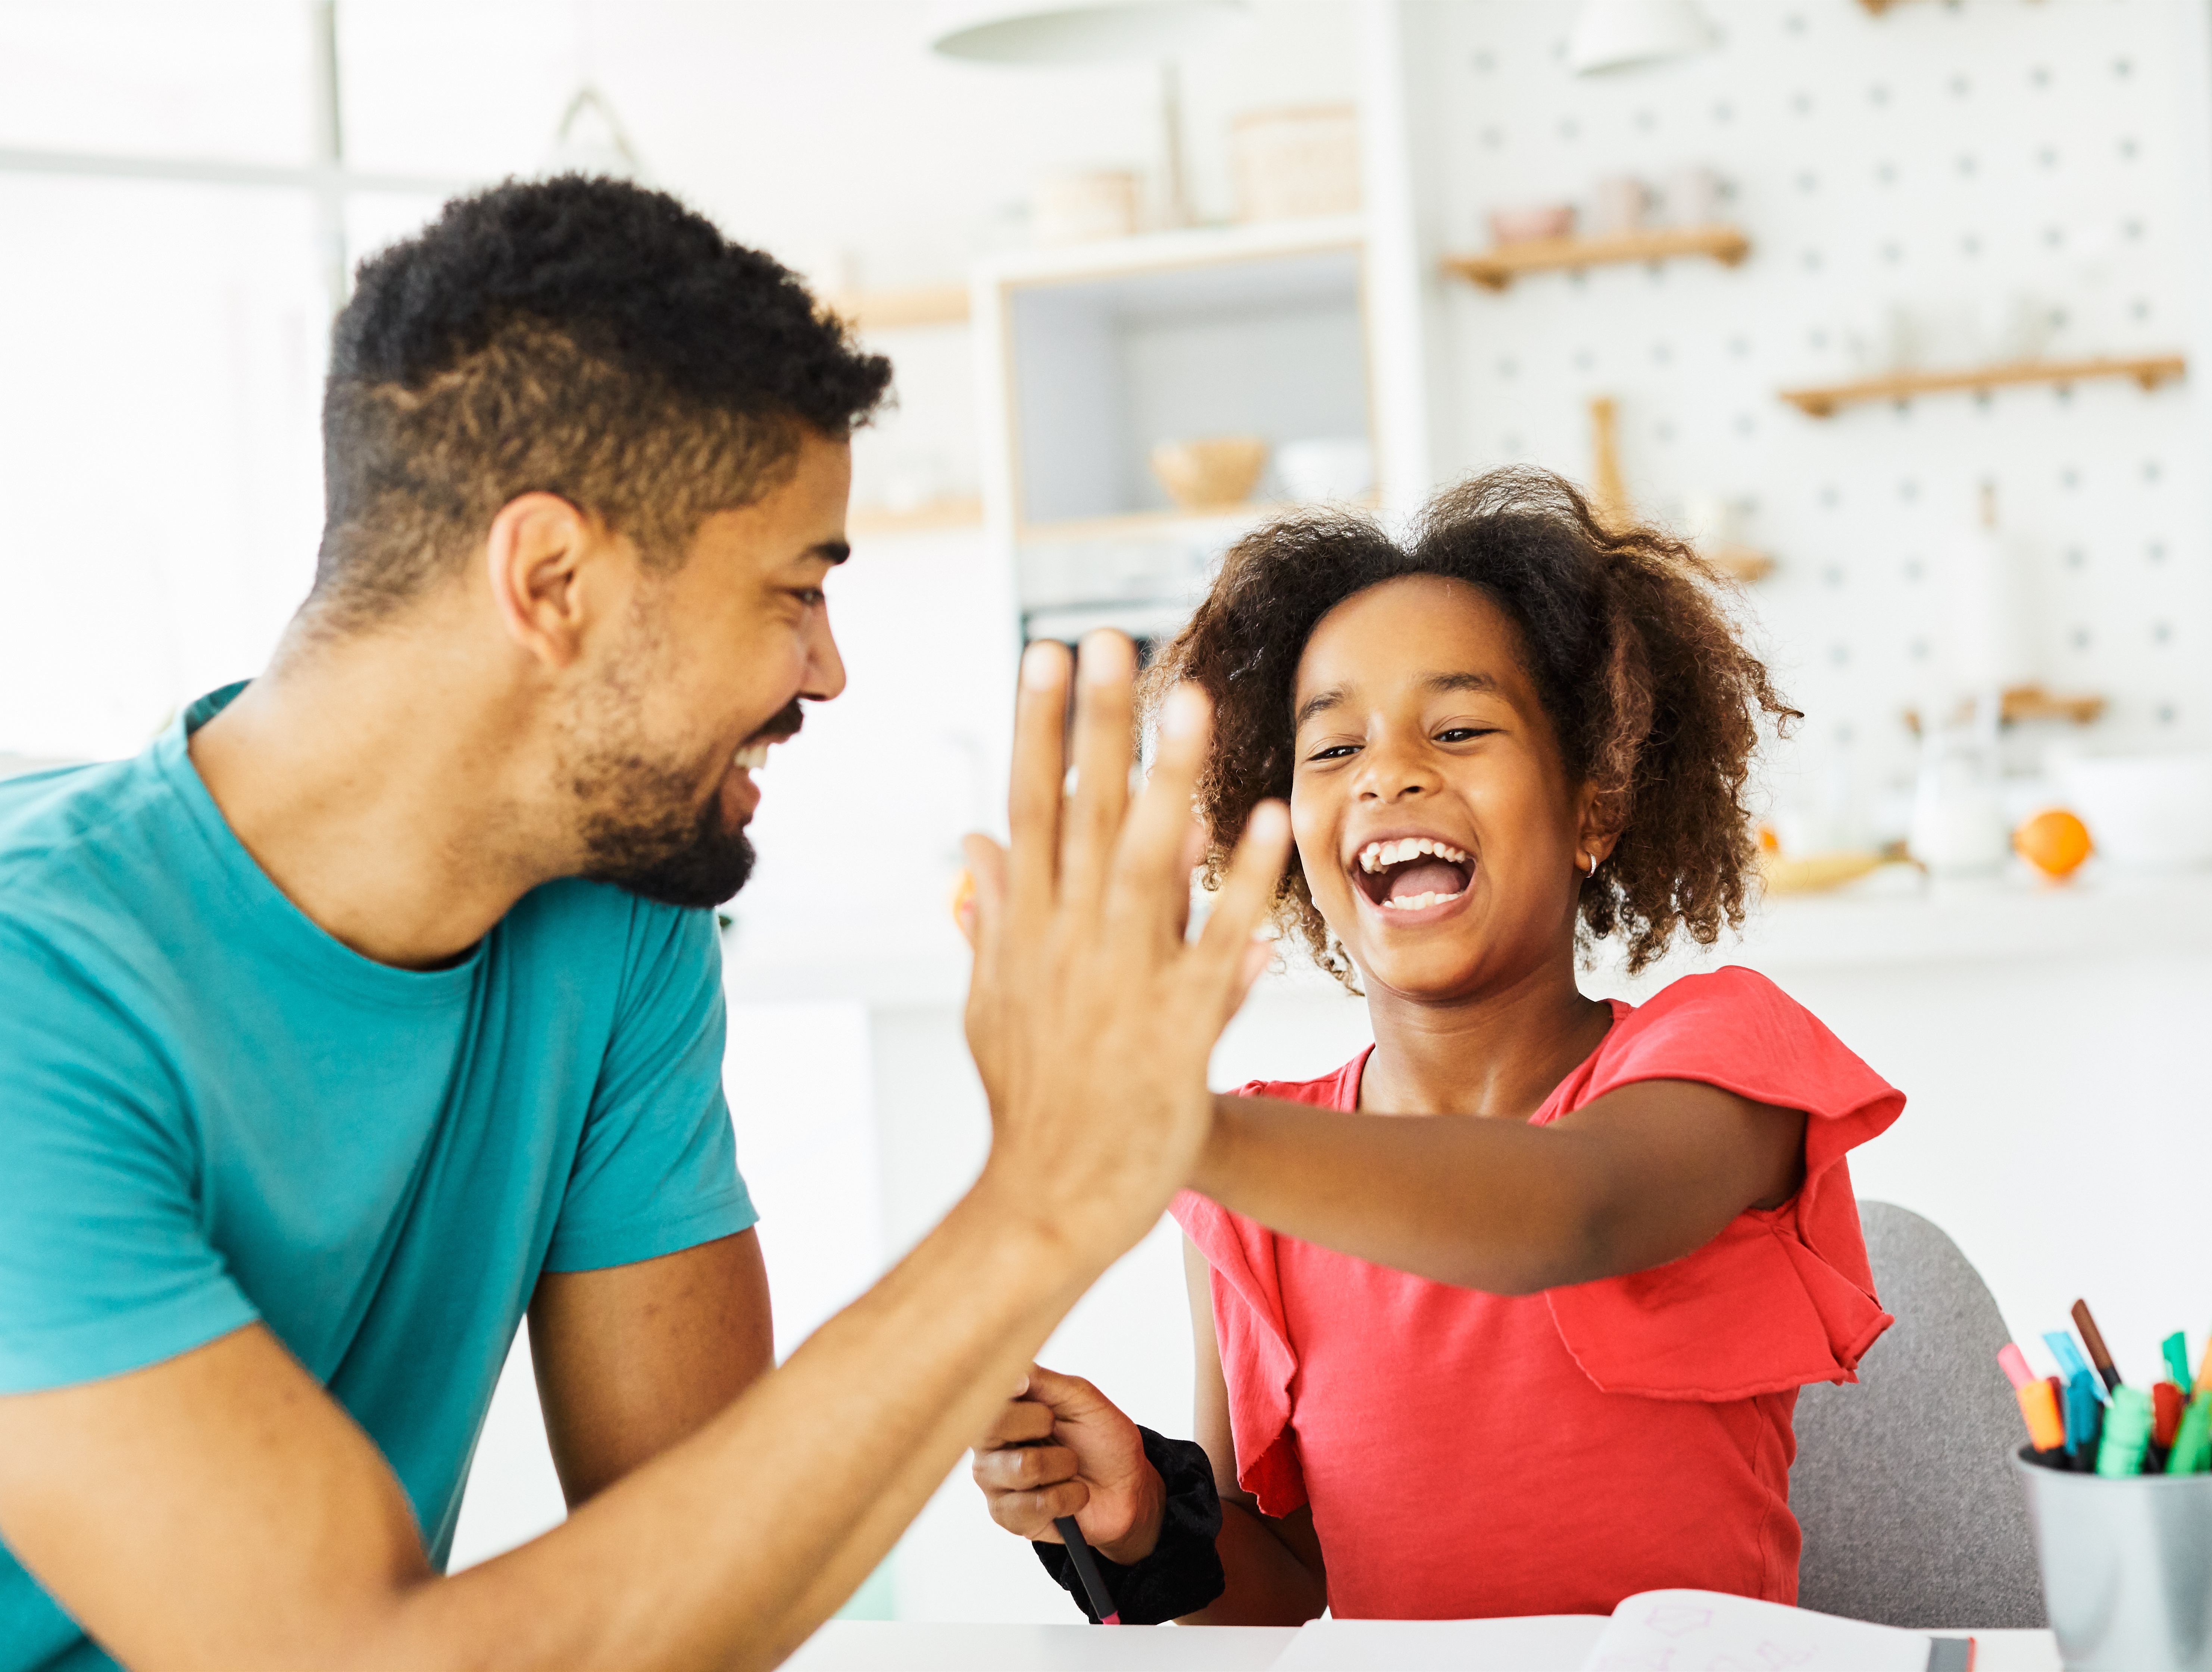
[970,1364,1165,1564]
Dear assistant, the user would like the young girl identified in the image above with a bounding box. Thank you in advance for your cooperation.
[970,468,1903,1626]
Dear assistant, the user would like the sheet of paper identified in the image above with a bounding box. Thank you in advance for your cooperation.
[784,1620,1302,1670]
[1581,1590,1933,1671]
[1269,1615,1609,1671]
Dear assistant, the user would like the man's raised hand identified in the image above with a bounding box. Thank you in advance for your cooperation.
[959,632,1288,1271]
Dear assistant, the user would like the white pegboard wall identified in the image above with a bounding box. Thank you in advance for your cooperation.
[1403,0,2212,822]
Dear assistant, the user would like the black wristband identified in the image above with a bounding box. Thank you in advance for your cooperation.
[1032,1426,1226,1625]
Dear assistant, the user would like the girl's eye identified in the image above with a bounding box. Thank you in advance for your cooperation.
[792,588,825,608]
[1435,726,1494,744]
[1308,743,1360,761]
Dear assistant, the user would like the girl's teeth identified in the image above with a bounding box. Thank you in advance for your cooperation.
[1359,836,1471,873]
[1381,889,1463,911]
[734,744,769,770]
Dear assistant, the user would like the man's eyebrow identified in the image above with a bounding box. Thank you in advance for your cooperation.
[810,540,852,567]
[1293,686,1347,729]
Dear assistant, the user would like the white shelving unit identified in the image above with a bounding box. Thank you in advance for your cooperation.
[971,215,1381,650]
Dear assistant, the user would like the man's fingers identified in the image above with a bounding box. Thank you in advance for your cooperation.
[957,836,1008,950]
[1105,682,1214,929]
[1188,801,1292,1007]
[1005,641,1071,924]
[1057,633,1137,916]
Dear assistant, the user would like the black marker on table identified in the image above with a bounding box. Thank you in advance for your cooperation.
[1053,1517,1121,1625]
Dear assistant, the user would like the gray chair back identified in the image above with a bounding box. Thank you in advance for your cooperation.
[1791,1200,2046,1629]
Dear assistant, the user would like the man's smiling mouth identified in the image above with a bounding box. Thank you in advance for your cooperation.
[1353,837,1474,911]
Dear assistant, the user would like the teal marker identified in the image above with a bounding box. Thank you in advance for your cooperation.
[2096,1385,2154,1477]
[2163,1332,2192,1389]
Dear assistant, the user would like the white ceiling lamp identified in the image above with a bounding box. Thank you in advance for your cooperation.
[929,1,1250,228]
[1567,0,1715,74]
[930,1,1247,65]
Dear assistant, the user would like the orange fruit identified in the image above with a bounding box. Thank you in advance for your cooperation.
[2014,808,2093,878]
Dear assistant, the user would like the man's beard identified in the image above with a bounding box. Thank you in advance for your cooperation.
[576,765,757,909]
[569,698,804,911]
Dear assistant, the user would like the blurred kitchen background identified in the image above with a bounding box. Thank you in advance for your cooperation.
[4,0,2210,1625]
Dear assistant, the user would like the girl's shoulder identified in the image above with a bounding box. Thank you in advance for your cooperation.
[1232,1048,1368,1114]
[1552,965,1903,1132]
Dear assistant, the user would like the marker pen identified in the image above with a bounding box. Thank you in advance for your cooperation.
[1999,1345,2065,1456]
[2162,1332,2192,1391]
[2044,1331,2103,1402]
[2171,1393,2212,1475]
[2072,1299,2125,1395]
[2095,1385,2153,1478]
[1054,1519,1121,1625]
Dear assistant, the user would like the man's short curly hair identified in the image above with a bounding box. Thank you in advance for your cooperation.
[1145,467,1799,986]
[311,174,891,630]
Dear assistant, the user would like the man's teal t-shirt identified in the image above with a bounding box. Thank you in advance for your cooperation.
[0,686,757,1672]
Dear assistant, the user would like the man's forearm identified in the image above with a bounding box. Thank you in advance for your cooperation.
[376,1176,1104,1672]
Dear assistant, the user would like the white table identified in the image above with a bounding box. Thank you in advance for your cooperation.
[784,1620,2063,1671]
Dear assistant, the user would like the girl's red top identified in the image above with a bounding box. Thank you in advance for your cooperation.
[1170,967,1903,1621]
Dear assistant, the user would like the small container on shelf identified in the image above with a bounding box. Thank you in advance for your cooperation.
[1032,171,1141,246]
[1587,175,1649,237]
[1148,436,1268,513]
[1232,104,1360,223]
[1487,202,1577,246]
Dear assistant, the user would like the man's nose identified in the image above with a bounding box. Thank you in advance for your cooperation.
[802,602,847,702]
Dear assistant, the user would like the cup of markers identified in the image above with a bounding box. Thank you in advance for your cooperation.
[2004,1298,2212,1672]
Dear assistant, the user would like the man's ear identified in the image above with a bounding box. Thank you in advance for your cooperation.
[484,492,606,670]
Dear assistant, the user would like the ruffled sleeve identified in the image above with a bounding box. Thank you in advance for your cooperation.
[1542,967,1903,1401]
[1171,1179,1310,1518]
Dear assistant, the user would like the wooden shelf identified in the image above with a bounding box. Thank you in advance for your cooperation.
[847,496,982,537]
[1779,353,2186,418]
[1705,545,1775,583]
[1018,492,1380,546]
[1904,686,2108,736]
[828,284,970,332]
[1443,225,1750,291]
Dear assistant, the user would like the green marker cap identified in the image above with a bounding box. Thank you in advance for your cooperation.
[2163,1331,2192,1389]
[2172,1394,2212,1476]
[2096,1385,2155,1478]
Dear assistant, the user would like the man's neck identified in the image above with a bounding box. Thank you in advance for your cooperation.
[1357,958,1613,1121]
[188,626,560,970]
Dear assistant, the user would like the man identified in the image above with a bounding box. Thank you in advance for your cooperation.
[0,177,1289,1671]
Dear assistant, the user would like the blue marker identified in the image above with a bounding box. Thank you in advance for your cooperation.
[2046,1331,2108,1404]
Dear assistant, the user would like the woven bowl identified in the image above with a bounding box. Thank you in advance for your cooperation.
[1149,436,1268,512]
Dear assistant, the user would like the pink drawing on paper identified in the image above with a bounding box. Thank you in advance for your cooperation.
[1644,1603,1715,1637]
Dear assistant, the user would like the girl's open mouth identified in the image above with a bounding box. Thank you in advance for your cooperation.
[1353,837,1474,913]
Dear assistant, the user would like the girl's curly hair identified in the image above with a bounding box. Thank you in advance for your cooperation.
[1143,466,1799,988]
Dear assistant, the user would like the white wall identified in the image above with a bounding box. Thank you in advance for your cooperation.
[1394,0,2212,818]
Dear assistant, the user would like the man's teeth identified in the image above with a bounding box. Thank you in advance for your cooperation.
[1381,890,1461,911]
[733,744,769,771]
[1357,836,1471,874]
